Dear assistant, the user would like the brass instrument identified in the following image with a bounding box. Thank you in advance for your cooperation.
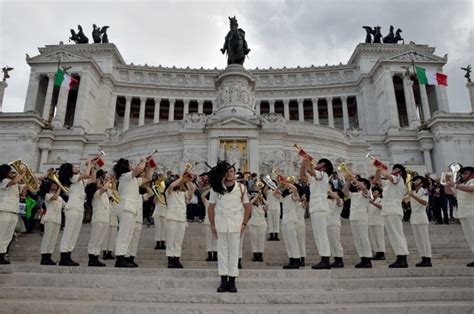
[406,170,415,193]
[46,169,69,194]
[93,149,106,168]
[337,162,357,187]
[366,153,388,171]
[151,178,167,206]
[286,176,295,184]
[8,159,40,192]
[263,175,277,191]
[440,162,463,186]
[147,148,159,168]
[256,181,265,190]
[107,182,121,204]
[293,143,317,168]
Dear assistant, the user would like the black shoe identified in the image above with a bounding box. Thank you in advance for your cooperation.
[174,257,183,268]
[88,254,105,267]
[238,258,242,269]
[115,255,134,268]
[372,252,386,260]
[355,257,372,268]
[0,253,10,265]
[103,251,115,260]
[206,252,213,262]
[312,256,331,269]
[283,258,300,269]
[268,233,274,241]
[217,275,228,293]
[389,255,408,268]
[154,241,160,250]
[331,257,344,268]
[300,257,305,267]
[167,256,177,268]
[40,253,56,265]
[252,253,258,262]
[102,250,108,260]
[274,233,280,241]
[227,276,237,293]
[416,257,432,267]
[467,261,474,267]
[128,256,138,268]
[59,252,79,266]
[258,253,264,262]
[212,251,218,261]
[159,241,166,250]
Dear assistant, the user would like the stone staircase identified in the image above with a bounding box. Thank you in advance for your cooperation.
[1,220,473,313]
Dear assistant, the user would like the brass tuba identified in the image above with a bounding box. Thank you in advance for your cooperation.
[440,162,463,186]
[8,159,40,192]
[406,169,415,193]
[46,169,69,194]
[151,178,167,206]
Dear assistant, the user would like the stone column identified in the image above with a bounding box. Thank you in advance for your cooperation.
[255,100,261,114]
[341,96,349,130]
[385,72,400,130]
[356,93,366,130]
[211,100,216,113]
[419,132,434,173]
[402,76,420,128]
[183,99,190,115]
[23,73,40,112]
[312,98,319,124]
[169,98,175,121]
[154,98,161,123]
[435,86,450,112]
[0,81,7,112]
[74,73,90,128]
[107,94,117,129]
[39,148,49,172]
[423,150,433,173]
[283,99,290,120]
[197,100,204,114]
[248,137,259,174]
[327,97,334,128]
[297,99,304,122]
[41,74,55,120]
[419,84,431,121]
[51,85,70,128]
[123,96,132,131]
[269,100,275,113]
[467,82,474,112]
[138,96,146,126]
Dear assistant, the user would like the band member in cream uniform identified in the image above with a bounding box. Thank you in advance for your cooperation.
[295,185,307,266]
[373,164,410,268]
[408,176,432,267]
[166,176,195,268]
[445,166,474,267]
[327,188,344,268]
[278,183,302,269]
[58,159,94,266]
[113,158,154,268]
[0,164,26,264]
[85,170,110,267]
[368,187,385,260]
[343,176,373,268]
[265,185,281,241]
[153,176,168,251]
[39,180,65,265]
[102,190,119,260]
[202,189,218,261]
[208,161,251,293]
[300,158,334,269]
[127,188,152,267]
[248,192,267,262]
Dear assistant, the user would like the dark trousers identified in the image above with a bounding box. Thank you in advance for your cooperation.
[432,199,449,224]
[186,204,199,220]
[445,195,457,218]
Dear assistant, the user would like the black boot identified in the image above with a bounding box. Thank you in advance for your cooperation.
[217,275,228,293]
[102,250,109,260]
[167,256,177,268]
[467,261,474,267]
[258,253,264,262]
[206,252,213,262]
[160,241,166,250]
[0,253,10,265]
[283,258,300,269]
[252,252,258,262]
[416,256,432,267]
[372,252,385,260]
[312,256,331,269]
[300,257,305,267]
[268,233,274,241]
[174,257,183,268]
[212,251,218,261]
[40,253,56,265]
[238,258,242,269]
[88,254,100,266]
[274,233,280,241]
[154,241,160,250]
[355,257,372,268]
[59,252,79,266]
[331,257,344,268]
[115,255,134,268]
[128,256,138,267]
[389,255,408,268]
[227,276,237,293]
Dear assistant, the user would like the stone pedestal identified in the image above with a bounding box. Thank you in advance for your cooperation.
[467,82,474,112]
[0,81,7,112]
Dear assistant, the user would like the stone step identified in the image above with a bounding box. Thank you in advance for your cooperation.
[0,286,472,304]
[0,299,473,314]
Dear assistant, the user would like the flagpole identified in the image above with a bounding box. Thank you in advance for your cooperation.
[410,52,426,125]
[45,57,62,129]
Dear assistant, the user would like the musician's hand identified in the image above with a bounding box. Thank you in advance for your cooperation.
[407,191,415,197]
[85,159,91,166]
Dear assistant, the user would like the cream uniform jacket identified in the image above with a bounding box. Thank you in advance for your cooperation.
[327,199,343,226]
[266,192,280,211]
[455,179,474,218]
[42,193,66,224]
[381,175,406,216]
[0,179,19,213]
[308,172,330,213]
[349,191,370,222]
[281,194,299,224]
[368,198,384,226]
[209,182,249,233]
[166,190,187,222]
[248,205,267,228]
[117,172,143,215]
[410,187,429,225]
[64,174,85,213]
[91,190,111,224]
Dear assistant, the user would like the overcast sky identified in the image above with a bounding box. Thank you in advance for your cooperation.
[1,0,473,112]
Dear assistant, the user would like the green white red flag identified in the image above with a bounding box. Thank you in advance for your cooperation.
[54,68,78,90]
[415,66,448,86]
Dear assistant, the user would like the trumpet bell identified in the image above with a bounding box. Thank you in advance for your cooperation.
[256,181,265,189]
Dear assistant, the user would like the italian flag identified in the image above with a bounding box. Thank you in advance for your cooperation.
[54,68,78,90]
[415,66,448,86]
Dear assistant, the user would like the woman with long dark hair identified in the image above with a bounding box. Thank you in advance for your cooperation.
[58,159,94,266]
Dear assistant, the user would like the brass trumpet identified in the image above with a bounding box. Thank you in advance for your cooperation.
[337,162,357,187]
[8,159,40,192]
[47,169,69,194]
[293,143,314,162]
[366,153,388,171]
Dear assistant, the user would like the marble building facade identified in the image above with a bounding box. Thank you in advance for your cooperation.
[0,42,473,176]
